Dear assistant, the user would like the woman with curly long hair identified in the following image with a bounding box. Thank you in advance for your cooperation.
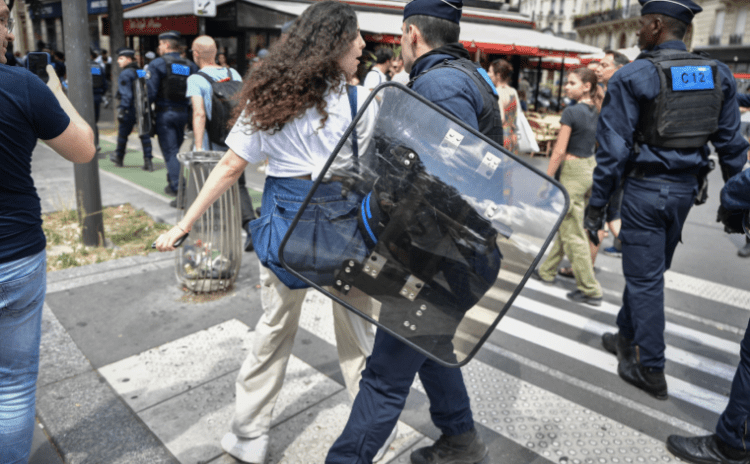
[155,2,381,462]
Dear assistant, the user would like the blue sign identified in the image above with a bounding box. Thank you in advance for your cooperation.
[137,70,146,78]
[671,66,715,92]
[91,66,102,75]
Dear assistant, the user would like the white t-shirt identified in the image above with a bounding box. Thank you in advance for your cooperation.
[226,82,377,181]
[363,68,387,90]
[391,70,409,85]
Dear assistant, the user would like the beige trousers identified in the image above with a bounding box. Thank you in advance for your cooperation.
[231,263,374,438]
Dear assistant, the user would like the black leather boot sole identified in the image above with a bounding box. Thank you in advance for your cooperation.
[618,358,668,400]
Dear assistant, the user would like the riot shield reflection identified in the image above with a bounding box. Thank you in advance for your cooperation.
[280,83,568,367]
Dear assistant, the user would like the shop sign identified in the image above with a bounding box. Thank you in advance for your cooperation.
[124,16,199,36]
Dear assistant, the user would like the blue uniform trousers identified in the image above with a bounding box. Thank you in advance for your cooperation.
[716,317,750,451]
[326,329,474,463]
[116,111,153,161]
[156,109,188,193]
[616,175,697,370]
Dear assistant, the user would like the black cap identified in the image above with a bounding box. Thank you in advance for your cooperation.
[639,0,702,25]
[117,47,135,58]
[404,0,462,24]
[158,30,181,41]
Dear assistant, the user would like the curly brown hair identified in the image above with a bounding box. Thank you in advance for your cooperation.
[230,1,358,134]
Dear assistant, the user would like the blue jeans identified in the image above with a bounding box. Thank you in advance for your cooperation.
[326,329,474,463]
[156,109,188,192]
[617,175,696,369]
[0,250,46,464]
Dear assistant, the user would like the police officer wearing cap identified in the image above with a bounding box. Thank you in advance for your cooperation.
[112,47,153,171]
[326,0,500,462]
[666,171,750,463]
[145,31,198,196]
[587,0,749,400]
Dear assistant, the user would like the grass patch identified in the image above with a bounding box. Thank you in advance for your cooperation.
[43,203,171,272]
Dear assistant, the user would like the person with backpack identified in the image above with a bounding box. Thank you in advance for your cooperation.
[186,35,256,248]
[146,30,198,197]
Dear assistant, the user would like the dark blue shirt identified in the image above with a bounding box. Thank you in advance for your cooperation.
[590,40,749,208]
[145,52,198,109]
[737,93,750,108]
[118,64,139,110]
[0,66,70,264]
[409,52,483,130]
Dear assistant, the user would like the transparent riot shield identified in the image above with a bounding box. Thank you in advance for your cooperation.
[134,70,153,137]
[280,83,569,367]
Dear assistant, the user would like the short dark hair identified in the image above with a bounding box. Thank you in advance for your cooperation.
[404,14,460,49]
[604,50,629,68]
[374,47,393,64]
[658,14,688,40]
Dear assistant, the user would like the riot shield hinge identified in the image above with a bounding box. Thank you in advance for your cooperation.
[333,259,363,294]
[399,275,424,301]
[363,252,386,279]
[476,152,501,179]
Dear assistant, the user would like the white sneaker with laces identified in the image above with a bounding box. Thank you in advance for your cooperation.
[221,432,269,463]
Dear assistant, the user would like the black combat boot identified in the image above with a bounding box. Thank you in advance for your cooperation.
[110,154,124,167]
[666,434,750,464]
[617,348,668,400]
[602,332,633,361]
[410,427,488,464]
[142,158,153,172]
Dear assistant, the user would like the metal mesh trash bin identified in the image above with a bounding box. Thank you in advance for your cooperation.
[175,151,242,293]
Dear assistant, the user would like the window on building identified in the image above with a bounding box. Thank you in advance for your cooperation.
[557,22,563,33]
[713,10,726,39]
[735,7,747,37]
[559,0,565,14]
[551,0,556,14]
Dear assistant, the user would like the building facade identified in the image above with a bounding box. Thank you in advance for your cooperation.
[519,0,581,40]
[692,0,749,84]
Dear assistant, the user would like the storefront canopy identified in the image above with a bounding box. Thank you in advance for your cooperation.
[125,0,602,57]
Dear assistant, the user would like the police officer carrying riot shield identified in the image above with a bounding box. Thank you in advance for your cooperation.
[585,0,750,400]
[112,47,154,171]
[145,31,198,196]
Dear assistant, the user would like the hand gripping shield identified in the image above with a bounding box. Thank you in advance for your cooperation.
[280,83,569,367]
[134,69,154,137]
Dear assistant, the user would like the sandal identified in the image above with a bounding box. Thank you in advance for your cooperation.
[558,267,574,278]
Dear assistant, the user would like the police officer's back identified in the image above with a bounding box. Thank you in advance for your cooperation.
[145,30,198,196]
[587,0,749,401]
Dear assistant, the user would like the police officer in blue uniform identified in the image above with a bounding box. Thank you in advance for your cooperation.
[588,0,750,400]
[326,1,501,463]
[146,31,198,195]
[112,47,153,171]
[666,171,750,463]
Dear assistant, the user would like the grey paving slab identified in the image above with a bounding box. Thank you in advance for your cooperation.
[38,303,92,388]
[36,370,178,464]
[99,320,252,412]
[29,420,64,464]
[45,257,263,368]
[46,253,174,294]
[137,356,343,464]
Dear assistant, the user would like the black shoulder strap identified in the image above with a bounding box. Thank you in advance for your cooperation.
[347,84,358,161]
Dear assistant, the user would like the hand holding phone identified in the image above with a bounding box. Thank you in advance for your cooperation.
[26,52,51,83]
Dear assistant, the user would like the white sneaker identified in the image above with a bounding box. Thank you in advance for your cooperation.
[373,425,398,462]
[221,432,269,463]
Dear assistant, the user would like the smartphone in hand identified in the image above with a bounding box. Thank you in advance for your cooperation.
[26,52,51,83]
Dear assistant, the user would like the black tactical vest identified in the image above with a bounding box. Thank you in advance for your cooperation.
[409,58,504,147]
[636,49,724,149]
[159,55,192,103]
[90,61,104,90]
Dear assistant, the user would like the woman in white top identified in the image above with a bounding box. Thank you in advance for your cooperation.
[155,3,379,462]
